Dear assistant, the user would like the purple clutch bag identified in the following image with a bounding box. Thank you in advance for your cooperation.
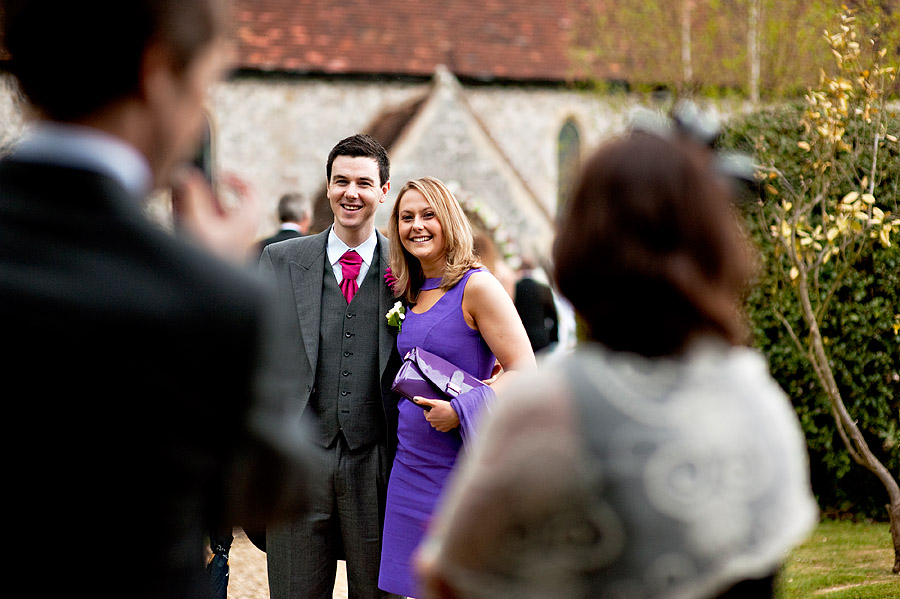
[391,347,486,410]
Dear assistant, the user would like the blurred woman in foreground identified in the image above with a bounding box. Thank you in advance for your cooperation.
[416,129,818,599]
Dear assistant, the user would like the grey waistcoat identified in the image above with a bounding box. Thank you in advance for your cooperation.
[310,250,385,449]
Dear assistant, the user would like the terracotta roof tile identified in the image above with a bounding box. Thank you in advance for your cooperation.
[0,2,752,87]
[231,0,585,81]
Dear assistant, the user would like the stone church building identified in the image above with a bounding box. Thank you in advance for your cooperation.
[0,0,746,265]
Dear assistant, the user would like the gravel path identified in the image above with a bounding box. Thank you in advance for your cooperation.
[227,529,348,599]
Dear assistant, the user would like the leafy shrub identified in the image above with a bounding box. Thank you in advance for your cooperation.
[719,104,900,520]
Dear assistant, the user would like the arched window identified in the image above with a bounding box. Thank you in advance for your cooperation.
[557,118,581,215]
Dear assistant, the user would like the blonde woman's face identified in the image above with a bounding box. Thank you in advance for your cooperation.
[397,189,445,272]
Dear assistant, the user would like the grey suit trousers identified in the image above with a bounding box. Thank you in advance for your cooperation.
[268,435,399,599]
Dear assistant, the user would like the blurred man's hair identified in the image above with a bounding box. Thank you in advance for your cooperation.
[2,0,228,121]
[278,192,311,223]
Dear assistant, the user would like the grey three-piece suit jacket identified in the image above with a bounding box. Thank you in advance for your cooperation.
[258,227,400,454]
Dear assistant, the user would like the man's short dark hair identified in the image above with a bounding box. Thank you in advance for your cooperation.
[277,192,310,223]
[1,0,227,121]
[326,134,390,187]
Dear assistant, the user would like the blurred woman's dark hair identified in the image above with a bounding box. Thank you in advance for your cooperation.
[553,131,754,357]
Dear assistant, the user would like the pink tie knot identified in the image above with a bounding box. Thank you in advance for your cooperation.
[339,250,363,303]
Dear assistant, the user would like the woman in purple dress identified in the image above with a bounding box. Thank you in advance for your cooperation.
[378,176,535,597]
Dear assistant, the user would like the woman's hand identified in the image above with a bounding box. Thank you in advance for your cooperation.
[413,397,460,432]
[482,361,504,386]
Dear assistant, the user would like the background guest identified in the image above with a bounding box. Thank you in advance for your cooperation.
[378,176,535,598]
[472,230,516,298]
[513,254,558,355]
[417,130,818,599]
[253,191,312,260]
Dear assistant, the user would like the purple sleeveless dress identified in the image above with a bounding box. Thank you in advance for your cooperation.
[378,268,496,597]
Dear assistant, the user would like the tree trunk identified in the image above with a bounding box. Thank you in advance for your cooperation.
[682,0,693,86]
[892,501,900,574]
[748,0,761,104]
[798,276,900,573]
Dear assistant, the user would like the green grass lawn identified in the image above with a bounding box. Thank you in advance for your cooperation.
[777,519,899,598]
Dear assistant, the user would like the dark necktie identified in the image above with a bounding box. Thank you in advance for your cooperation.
[339,250,363,303]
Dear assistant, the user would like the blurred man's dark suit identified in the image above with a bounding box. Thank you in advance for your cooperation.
[259,226,303,248]
[0,158,317,599]
[252,225,303,263]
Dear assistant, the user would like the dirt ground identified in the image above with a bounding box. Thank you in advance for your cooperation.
[226,529,348,599]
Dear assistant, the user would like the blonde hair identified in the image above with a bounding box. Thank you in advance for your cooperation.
[389,176,480,303]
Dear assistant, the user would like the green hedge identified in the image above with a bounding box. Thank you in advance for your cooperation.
[719,104,900,520]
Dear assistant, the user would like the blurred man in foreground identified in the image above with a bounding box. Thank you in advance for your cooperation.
[0,1,316,597]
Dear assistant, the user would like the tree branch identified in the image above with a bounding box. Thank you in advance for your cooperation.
[870,130,881,194]
[774,309,812,362]
[814,233,869,322]
[832,403,865,466]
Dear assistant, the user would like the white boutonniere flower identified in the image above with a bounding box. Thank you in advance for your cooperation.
[386,301,406,333]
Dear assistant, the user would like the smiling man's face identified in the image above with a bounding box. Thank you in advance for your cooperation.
[326,155,389,245]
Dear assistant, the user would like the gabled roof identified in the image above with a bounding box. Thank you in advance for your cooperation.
[308,66,555,257]
[234,0,584,82]
[380,66,555,257]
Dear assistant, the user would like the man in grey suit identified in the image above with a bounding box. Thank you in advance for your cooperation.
[260,134,402,599]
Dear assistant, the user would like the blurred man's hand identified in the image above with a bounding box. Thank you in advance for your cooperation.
[172,168,261,263]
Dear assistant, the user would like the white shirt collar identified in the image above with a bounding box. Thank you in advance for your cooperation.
[11,122,153,198]
[327,227,377,267]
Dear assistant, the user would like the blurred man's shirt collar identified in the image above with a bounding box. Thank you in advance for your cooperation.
[11,122,153,198]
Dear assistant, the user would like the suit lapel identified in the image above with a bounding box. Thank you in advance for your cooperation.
[290,229,328,376]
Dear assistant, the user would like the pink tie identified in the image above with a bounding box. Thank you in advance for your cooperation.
[339,250,363,303]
